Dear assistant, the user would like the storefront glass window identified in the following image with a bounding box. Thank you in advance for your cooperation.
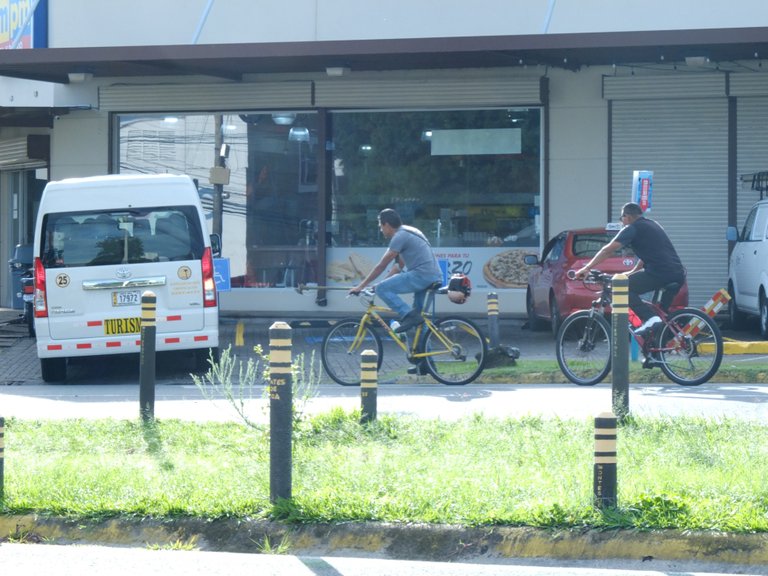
[117,107,541,294]
[117,112,320,289]
[327,108,541,288]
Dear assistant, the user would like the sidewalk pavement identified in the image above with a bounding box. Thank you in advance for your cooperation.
[0,310,535,385]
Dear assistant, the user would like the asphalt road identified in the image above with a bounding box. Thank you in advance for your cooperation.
[0,543,763,576]
[3,380,768,423]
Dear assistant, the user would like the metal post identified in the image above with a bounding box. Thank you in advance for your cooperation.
[0,416,4,500]
[593,412,618,508]
[139,291,157,423]
[360,349,378,424]
[213,114,224,238]
[611,273,629,419]
[269,321,293,502]
[487,292,500,349]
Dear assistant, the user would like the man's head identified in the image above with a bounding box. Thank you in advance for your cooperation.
[620,202,643,224]
[378,208,402,238]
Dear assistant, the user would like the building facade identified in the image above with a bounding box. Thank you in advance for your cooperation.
[1,0,768,317]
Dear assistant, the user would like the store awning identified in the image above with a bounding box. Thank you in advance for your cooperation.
[0,27,766,84]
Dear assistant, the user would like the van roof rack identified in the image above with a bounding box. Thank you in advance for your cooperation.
[740,171,768,200]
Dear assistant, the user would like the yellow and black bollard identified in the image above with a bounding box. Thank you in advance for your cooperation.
[360,349,378,424]
[0,416,4,499]
[611,273,629,419]
[487,292,500,349]
[593,411,618,508]
[269,321,293,503]
[139,290,157,423]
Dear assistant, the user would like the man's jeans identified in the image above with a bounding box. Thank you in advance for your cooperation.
[375,271,441,318]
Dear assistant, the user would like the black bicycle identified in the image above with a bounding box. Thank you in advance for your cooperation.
[556,270,723,386]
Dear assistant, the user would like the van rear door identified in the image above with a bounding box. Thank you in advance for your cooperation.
[40,206,208,341]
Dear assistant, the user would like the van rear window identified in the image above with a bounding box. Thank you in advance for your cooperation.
[40,206,205,267]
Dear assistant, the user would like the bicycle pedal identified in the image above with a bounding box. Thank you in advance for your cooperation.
[642,357,661,369]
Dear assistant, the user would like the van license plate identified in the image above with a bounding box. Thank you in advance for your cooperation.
[112,290,141,306]
[104,317,142,335]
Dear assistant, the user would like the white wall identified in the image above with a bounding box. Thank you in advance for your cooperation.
[49,110,110,180]
[547,67,610,238]
[48,0,768,48]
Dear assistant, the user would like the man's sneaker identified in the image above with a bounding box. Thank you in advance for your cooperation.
[407,362,429,375]
[395,309,424,333]
[634,315,662,336]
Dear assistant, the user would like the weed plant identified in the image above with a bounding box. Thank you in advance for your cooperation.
[3,412,768,533]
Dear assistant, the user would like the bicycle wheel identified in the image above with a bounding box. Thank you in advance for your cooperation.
[556,311,611,386]
[321,319,383,386]
[423,316,486,385]
[656,308,723,386]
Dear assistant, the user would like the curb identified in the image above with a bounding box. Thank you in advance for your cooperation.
[2,515,768,567]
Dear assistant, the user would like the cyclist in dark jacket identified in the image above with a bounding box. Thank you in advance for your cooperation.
[574,202,685,333]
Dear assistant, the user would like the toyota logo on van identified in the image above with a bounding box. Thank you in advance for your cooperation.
[115,267,132,279]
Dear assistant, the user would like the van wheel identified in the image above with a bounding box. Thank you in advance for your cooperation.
[41,358,67,383]
[728,284,747,330]
[195,347,219,372]
[761,294,768,340]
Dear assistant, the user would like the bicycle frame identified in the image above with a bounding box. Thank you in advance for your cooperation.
[345,289,460,363]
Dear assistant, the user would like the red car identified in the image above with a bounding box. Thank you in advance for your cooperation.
[524,227,688,336]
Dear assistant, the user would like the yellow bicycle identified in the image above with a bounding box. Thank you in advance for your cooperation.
[299,283,487,386]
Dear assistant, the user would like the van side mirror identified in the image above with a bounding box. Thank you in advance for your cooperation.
[210,233,222,257]
[726,226,739,242]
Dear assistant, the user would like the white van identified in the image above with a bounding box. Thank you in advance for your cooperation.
[32,174,220,382]
[727,198,768,337]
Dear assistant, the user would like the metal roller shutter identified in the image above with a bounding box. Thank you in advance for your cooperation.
[315,76,544,108]
[610,98,729,308]
[737,97,768,225]
[99,81,313,112]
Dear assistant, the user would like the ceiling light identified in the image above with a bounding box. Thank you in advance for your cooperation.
[271,113,296,126]
[326,67,350,77]
[68,72,93,83]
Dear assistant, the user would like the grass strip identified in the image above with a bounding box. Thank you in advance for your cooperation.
[2,412,768,533]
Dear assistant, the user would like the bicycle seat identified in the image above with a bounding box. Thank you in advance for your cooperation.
[654,282,681,311]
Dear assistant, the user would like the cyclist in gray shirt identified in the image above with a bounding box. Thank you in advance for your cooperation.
[349,208,442,332]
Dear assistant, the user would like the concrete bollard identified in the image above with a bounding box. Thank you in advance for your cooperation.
[360,349,378,424]
[487,292,500,349]
[0,416,4,500]
[611,274,629,419]
[139,290,157,423]
[269,321,293,503]
[593,412,618,508]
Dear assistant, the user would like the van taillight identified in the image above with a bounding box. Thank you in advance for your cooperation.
[202,247,217,308]
[33,257,48,318]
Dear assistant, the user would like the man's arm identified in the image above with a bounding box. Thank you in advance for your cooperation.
[574,239,623,278]
[349,248,399,294]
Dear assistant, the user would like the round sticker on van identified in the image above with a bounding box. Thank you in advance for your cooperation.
[177,266,192,280]
[56,273,70,288]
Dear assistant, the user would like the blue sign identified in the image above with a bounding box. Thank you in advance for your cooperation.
[213,258,231,292]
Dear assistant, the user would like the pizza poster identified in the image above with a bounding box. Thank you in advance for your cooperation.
[326,247,536,290]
